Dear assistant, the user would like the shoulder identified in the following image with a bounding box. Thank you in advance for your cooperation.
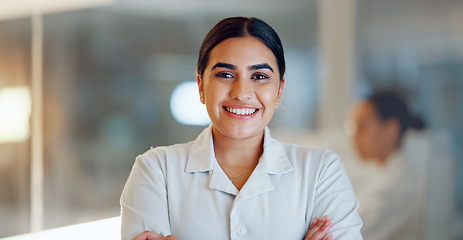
[135,141,194,169]
[275,140,344,179]
[265,127,341,167]
[279,141,340,166]
[132,126,214,172]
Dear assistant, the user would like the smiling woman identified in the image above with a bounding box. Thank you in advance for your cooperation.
[120,16,362,240]
[199,36,283,144]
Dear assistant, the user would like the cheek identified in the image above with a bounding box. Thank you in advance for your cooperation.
[354,133,367,151]
[355,138,374,159]
[369,126,384,142]
[355,130,375,150]
[205,92,222,114]
[257,85,280,105]
[204,82,225,100]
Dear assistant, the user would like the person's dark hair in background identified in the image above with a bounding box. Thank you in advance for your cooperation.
[368,90,425,144]
[351,89,427,163]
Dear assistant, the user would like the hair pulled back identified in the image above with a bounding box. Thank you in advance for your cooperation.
[197,16,285,80]
[368,90,425,139]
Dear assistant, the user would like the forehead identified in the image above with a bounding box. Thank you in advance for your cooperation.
[207,37,277,69]
[353,101,377,120]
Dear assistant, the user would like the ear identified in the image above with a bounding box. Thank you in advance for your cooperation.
[197,75,204,103]
[384,118,401,143]
[196,75,203,91]
[276,77,285,108]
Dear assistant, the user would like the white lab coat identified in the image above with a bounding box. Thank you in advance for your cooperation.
[357,143,428,240]
[120,125,363,240]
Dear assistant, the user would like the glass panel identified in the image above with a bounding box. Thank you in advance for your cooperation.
[355,0,463,238]
[0,2,316,235]
[0,18,32,237]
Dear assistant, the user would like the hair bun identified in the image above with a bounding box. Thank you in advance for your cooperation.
[410,115,426,130]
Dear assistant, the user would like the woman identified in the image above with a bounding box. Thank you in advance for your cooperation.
[351,90,425,164]
[350,90,427,240]
[121,17,362,240]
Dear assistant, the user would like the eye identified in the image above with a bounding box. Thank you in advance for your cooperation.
[215,72,234,79]
[251,73,269,80]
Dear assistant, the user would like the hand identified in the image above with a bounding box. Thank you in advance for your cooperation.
[132,230,178,240]
[304,215,333,240]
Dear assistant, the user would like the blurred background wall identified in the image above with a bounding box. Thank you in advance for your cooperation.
[0,0,461,239]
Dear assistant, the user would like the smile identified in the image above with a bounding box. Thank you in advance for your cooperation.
[224,107,258,116]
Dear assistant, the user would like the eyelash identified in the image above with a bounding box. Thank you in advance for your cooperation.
[251,73,269,80]
[215,72,234,79]
[215,72,269,80]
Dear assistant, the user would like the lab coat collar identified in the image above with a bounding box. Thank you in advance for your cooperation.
[184,125,238,196]
[185,125,293,175]
[234,127,293,202]
[261,126,293,174]
[184,125,216,173]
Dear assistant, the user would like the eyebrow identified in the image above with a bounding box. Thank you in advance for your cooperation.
[211,62,236,70]
[249,63,274,73]
[211,62,274,73]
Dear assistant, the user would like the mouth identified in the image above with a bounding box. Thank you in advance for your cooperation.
[223,106,259,116]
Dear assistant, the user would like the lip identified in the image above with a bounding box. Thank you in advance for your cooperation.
[222,105,260,119]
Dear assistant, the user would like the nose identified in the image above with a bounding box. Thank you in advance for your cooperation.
[230,77,254,101]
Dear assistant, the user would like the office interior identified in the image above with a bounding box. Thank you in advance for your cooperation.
[0,0,462,239]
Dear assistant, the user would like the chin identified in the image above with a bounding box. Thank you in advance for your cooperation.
[357,149,372,161]
[216,124,262,140]
[228,128,261,140]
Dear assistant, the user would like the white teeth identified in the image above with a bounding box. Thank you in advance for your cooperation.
[225,107,257,115]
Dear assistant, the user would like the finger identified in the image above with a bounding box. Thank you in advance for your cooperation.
[307,216,331,239]
[148,234,178,240]
[307,218,325,238]
[164,236,179,240]
[305,218,322,240]
[324,235,333,240]
[308,216,327,232]
[311,220,332,240]
[306,217,323,240]
[148,235,178,240]
[309,217,320,228]
[133,230,162,240]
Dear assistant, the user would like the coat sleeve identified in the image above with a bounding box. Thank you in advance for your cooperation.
[120,149,171,240]
[358,161,423,240]
[312,150,363,239]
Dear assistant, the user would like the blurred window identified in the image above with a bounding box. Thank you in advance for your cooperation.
[0,1,318,237]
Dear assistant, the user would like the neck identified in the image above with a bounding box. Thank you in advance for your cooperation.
[377,154,389,165]
[377,147,398,166]
[211,127,264,168]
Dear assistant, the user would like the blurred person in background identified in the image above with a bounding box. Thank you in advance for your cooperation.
[350,90,428,240]
[120,16,363,240]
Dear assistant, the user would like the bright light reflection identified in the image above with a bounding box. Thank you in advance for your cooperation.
[343,119,357,136]
[170,81,210,126]
[0,87,31,143]
[0,217,120,240]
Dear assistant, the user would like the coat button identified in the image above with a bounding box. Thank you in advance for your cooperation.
[236,225,247,236]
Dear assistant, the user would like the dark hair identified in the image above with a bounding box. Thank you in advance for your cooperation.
[197,16,285,80]
[368,90,425,139]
